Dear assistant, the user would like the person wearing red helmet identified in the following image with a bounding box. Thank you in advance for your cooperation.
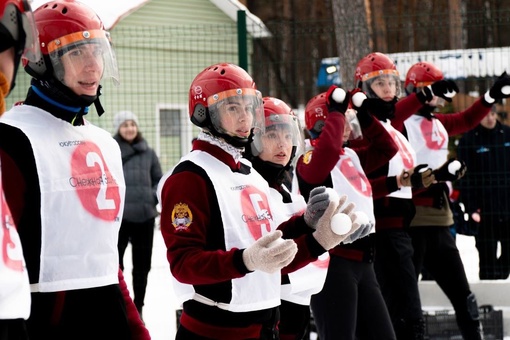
[350,52,443,340]
[0,0,39,339]
[403,61,510,339]
[0,1,149,339]
[294,85,398,339]
[157,63,357,339]
[244,96,360,340]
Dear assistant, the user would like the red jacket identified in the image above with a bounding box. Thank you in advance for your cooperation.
[158,140,323,339]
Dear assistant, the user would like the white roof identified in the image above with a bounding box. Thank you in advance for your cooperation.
[30,0,271,37]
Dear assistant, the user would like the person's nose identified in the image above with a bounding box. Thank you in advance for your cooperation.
[238,108,251,121]
[84,53,101,70]
[277,135,288,148]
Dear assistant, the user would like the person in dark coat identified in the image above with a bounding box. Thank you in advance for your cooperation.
[113,110,163,318]
[456,109,510,280]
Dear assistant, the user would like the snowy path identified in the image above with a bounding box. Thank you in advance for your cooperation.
[123,228,508,339]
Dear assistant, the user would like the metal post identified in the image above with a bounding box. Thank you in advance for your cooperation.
[237,10,248,71]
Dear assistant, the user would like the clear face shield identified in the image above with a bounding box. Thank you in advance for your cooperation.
[252,113,303,161]
[19,0,40,62]
[1,1,40,62]
[48,29,120,88]
[344,108,362,141]
[207,88,264,141]
[361,70,401,100]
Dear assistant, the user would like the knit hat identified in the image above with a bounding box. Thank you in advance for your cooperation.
[113,111,139,132]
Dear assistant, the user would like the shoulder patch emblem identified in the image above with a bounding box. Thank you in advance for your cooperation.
[303,150,313,164]
[171,203,193,231]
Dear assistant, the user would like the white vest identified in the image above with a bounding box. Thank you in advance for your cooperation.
[381,119,416,199]
[0,162,30,319]
[1,106,124,292]
[271,186,330,305]
[158,150,281,312]
[331,148,376,225]
[404,115,449,169]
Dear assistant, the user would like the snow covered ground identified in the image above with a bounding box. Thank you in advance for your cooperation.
[122,222,178,340]
[122,227,509,340]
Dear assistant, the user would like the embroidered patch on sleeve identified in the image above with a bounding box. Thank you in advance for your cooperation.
[303,150,313,164]
[171,203,193,231]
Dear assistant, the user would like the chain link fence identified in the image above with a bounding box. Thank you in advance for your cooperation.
[5,13,510,282]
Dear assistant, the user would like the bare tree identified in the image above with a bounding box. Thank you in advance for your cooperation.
[331,0,372,89]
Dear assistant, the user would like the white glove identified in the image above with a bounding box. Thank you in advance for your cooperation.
[242,230,298,273]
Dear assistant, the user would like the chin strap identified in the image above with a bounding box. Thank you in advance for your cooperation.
[93,85,105,116]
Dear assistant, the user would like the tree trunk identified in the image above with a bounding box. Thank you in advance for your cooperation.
[331,0,372,89]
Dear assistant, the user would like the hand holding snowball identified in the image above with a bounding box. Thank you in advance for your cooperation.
[432,158,467,182]
[325,85,350,114]
[312,190,364,250]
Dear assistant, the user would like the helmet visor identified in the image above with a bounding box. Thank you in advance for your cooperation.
[252,112,303,158]
[361,72,402,99]
[208,88,264,140]
[48,29,120,87]
[19,0,40,62]
[345,109,362,141]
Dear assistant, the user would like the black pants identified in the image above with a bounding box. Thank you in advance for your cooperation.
[27,285,131,340]
[409,225,483,340]
[0,319,29,340]
[279,300,310,340]
[374,230,423,338]
[475,217,510,280]
[311,255,396,340]
[117,218,155,313]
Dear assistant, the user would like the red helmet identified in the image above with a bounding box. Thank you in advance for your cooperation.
[251,96,302,157]
[189,63,263,146]
[354,52,401,98]
[304,92,328,140]
[404,61,444,94]
[24,0,119,85]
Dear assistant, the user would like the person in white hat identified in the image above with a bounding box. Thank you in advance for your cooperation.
[113,110,162,320]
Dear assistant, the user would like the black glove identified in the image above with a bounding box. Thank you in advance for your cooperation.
[418,80,458,103]
[325,85,350,114]
[400,164,435,188]
[360,97,397,121]
[433,158,467,182]
[482,71,510,106]
[349,89,373,128]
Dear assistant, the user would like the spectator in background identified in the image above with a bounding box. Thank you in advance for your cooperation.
[496,110,510,126]
[0,0,39,339]
[457,108,510,280]
[114,110,163,319]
